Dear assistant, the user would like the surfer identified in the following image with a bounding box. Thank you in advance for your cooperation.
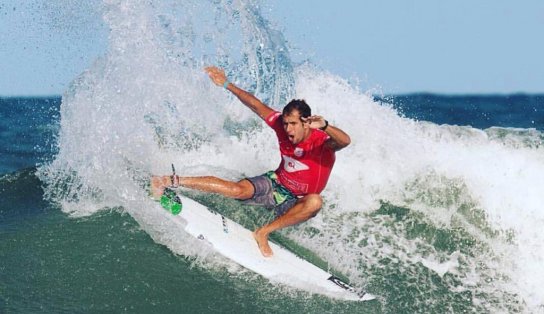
[152,66,351,257]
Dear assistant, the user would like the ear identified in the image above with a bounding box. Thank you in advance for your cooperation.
[300,116,309,127]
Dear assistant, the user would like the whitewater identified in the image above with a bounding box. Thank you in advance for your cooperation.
[32,0,544,312]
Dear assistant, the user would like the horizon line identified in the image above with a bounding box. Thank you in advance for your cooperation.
[2,92,544,99]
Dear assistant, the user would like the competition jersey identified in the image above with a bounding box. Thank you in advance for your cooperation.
[265,111,336,196]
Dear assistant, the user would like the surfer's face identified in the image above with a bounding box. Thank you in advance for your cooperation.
[282,110,310,144]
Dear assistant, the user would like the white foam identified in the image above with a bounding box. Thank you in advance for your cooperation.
[37,0,544,311]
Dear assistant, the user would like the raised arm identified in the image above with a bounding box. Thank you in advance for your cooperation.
[303,115,351,151]
[205,66,275,120]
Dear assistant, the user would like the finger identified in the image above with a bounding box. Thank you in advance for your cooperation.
[204,66,221,75]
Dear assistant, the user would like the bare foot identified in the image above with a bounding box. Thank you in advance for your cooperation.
[253,229,273,257]
[151,176,166,199]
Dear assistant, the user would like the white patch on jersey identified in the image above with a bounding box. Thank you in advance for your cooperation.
[282,155,309,173]
[268,112,281,123]
[294,147,304,157]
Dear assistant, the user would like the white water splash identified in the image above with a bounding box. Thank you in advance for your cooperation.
[37,0,544,311]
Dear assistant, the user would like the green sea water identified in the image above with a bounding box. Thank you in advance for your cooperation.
[1,170,385,313]
[2,0,544,311]
[1,168,529,313]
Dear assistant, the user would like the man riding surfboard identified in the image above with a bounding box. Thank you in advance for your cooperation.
[152,66,351,257]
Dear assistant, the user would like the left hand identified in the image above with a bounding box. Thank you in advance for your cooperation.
[302,115,327,129]
[204,66,228,86]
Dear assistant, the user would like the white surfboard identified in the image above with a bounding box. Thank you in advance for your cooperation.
[158,192,375,302]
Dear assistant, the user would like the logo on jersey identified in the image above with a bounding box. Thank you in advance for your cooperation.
[282,155,309,173]
[294,147,304,157]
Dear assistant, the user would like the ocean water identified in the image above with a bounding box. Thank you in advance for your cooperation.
[2,1,544,313]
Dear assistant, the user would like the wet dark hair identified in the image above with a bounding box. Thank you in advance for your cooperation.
[282,99,311,121]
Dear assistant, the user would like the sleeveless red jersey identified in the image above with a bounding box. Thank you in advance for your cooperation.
[265,111,336,196]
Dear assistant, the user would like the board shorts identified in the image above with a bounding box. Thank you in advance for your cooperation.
[242,171,299,217]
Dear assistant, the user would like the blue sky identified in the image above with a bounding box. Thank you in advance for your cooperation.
[1,1,543,96]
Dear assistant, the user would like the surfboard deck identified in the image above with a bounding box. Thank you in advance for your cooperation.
[157,191,375,302]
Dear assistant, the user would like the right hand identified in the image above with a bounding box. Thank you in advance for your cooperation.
[204,66,228,87]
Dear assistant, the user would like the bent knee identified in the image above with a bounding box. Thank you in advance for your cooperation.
[305,194,323,208]
[232,179,255,200]
[302,194,322,217]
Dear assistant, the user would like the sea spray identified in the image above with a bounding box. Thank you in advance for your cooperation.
[37,0,295,274]
[36,0,544,312]
[282,67,543,311]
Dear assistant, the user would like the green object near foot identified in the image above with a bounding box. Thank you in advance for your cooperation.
[160,188,182,215]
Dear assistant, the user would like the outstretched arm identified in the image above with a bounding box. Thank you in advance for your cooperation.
[205,66,275,120]
[303,115,351,151]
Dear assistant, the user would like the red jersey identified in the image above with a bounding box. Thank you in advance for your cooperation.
[265,111,336,196]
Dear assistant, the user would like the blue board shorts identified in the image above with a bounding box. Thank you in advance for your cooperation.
[242,171,298,217]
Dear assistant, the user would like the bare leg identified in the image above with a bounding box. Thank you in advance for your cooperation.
[151,175,321,258]
[151,176,172,198]
[253,194,322,257]
[151,175,254,200]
